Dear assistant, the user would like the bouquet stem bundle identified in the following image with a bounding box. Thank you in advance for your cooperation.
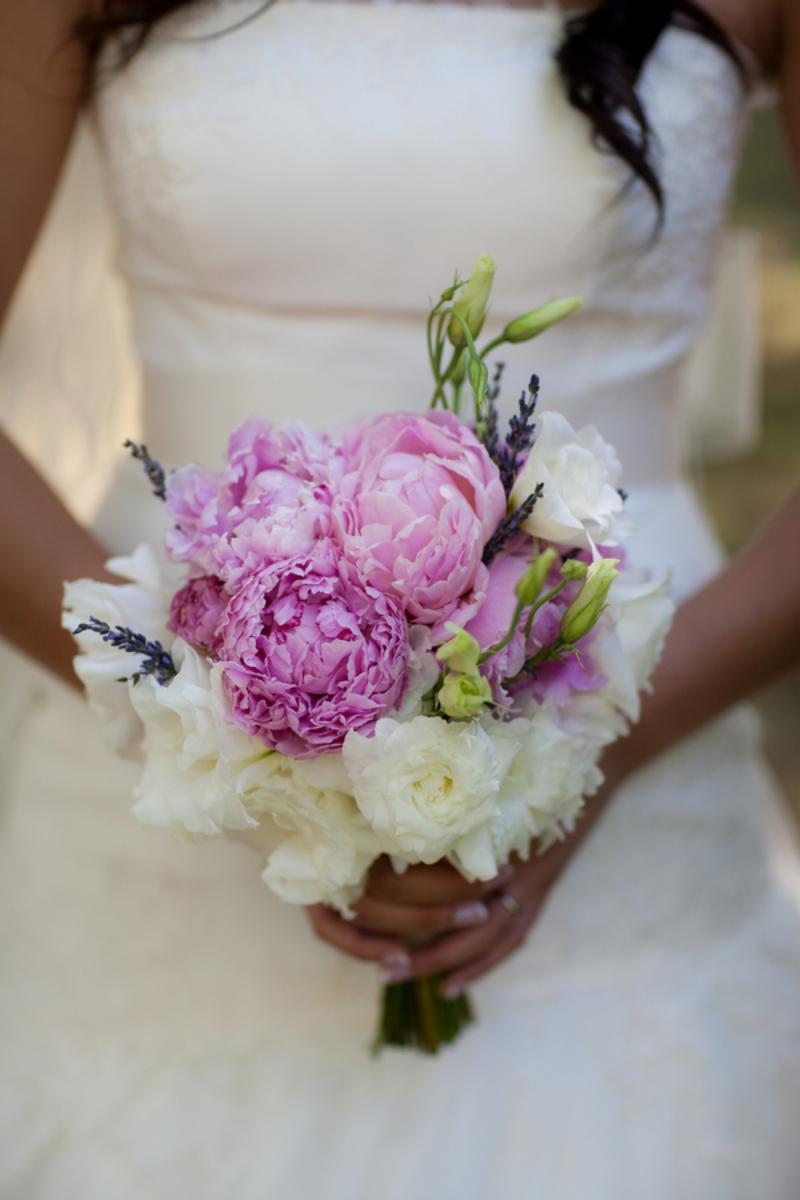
[374,976,474,1055]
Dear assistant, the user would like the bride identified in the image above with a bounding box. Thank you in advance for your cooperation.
[2,0,800,1194]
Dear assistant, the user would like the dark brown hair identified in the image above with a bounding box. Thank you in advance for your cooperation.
[74,0,743,222]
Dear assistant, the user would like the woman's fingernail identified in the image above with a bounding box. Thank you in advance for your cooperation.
[443,982,462,999]
[381,952,411,983]
[454,901,490,927]
[496,865,515,885]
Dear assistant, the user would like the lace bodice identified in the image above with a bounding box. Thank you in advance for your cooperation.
[91,0,749,486]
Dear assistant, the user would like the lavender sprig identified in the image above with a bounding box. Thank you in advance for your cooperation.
[479,361,505,461]
[124,440,167,501]
[482,483,545,566]
[73,617,176,685]
[495,375,540,496]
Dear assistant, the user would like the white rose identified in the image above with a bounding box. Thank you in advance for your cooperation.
[129,642,261,835]
[453,708,603,877]
[343,716,506,866]
[62,543,172,757]
[240,752,380,914]
[510,411,631,550]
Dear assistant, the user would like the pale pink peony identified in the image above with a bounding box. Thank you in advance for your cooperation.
[216,542,409,758]
[334,411,506,640]
[167,575,227,654]
[225,418,337,511]
[164,466,227,574]
[164,419,339,577]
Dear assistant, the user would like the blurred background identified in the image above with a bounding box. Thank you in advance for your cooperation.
[697,105,800,820]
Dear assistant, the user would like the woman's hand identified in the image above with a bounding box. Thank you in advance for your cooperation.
[306,859,515,983]
[306,776,616,996]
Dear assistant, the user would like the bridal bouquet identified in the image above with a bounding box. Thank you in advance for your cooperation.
[64,258,674,1053]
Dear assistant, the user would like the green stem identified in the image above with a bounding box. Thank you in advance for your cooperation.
[372,977,476,1056]
[523,580,569,641]
[478,597,527,664]
[430,343,464,410]
[478,332,507,359]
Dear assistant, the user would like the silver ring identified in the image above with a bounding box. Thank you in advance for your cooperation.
[500,892,522,919]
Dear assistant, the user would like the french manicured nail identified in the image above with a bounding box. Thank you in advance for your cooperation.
[454,901,490,927]
[381,953,411,983]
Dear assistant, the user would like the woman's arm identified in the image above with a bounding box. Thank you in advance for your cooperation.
[1,2,114,687]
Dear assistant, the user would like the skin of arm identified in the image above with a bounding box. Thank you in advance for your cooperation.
[0,1,115,688]
[312,0,800,989]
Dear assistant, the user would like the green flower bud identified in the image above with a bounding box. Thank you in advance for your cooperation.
[451,350,467,385]
[501,297,582,345]
[515,548,557,606]
[560,558,619,645]
[560,559,589,583]
[448,255,496,347]
[436,624,482,674]
[438,671,494,720]
[468,355,489,415]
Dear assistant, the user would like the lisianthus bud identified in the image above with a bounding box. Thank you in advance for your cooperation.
[448,255,496,347]
[438,671,494,720]
[501,297,582,344]
[560,558,619,644]
[515,547,557,605]
[560,559,589,583]
[436,624,482,674]
[468,355,489,414]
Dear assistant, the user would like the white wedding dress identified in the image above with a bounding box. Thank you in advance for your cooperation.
[2,2,800,1196]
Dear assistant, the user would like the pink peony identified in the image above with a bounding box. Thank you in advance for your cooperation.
[216,542,409,758]
[164,466,226,574]
[225,418,336,511]
[164,419,339,577]
[168,575,227,653]
[334,411,506,640]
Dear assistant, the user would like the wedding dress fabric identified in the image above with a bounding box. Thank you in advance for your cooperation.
[2,2,800,1195]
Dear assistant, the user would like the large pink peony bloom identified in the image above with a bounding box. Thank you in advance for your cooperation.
[334,411,506,640]
[216,542,409,758]
[164,419,338,577]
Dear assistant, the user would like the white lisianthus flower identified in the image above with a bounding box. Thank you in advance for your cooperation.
[62,543,172,757]
[239,753,381,914]
[510,411,632,550]
[343,716,510,866]
[129,642,262,835]
[612,569,675,692]
[452,708,604,877]
[572,567,675,724]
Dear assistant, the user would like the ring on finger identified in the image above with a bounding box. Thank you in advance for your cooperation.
[499,892,522,919]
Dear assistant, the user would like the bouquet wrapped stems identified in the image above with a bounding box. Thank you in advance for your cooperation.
[373,976,474,1055]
